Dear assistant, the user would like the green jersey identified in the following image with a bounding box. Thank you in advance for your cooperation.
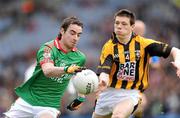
[15,38,86,109]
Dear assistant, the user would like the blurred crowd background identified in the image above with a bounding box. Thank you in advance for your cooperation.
[0,0,180,118]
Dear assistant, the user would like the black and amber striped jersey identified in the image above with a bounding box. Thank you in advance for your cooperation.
[97,32,172,92]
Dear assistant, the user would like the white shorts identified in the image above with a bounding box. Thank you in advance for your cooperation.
[4,98,60,118]
[94,88,141,116]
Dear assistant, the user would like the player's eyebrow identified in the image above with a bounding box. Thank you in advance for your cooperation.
[70,29,82,35]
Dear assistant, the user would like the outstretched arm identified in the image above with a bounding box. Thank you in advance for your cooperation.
[170,47,180,78]
[41,63,83,78]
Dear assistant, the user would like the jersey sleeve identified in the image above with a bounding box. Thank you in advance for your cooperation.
[143,38,172,58]
[97,43,113,75]
[36,45,55,66]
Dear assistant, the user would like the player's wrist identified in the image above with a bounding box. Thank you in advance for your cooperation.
[77,96,86,102]
[66,96,86,111]
[64,66,69,73]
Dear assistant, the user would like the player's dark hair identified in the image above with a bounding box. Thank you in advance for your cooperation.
[114,9,136,25]
[58,16,83,39]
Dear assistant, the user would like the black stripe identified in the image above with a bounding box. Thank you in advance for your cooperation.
[93,99,97,111]
[121,44,129,89]
[131,41,140,89]
[146,43,172,58]
[96,55,113,75]
[112,32,119,44]
[131,104,139,114]
[138,48,148,91]
[143,49,148,70]
[110,45,119,88]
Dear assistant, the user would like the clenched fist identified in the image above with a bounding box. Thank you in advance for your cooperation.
[64,65,86,73]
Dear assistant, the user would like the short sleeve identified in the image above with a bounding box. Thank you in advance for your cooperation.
[36,45,54,66]
[143,38,172,58]
[97,43,113,75]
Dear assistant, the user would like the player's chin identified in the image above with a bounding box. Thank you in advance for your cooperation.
[71,43,77,47]
[68,44,75,49]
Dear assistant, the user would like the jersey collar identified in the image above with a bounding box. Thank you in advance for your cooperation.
[111,32,136,44]
[54,37,77,53]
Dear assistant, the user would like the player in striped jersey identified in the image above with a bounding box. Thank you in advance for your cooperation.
[92,9,180,118]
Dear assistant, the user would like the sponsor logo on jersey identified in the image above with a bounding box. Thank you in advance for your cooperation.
[117,61,136,81]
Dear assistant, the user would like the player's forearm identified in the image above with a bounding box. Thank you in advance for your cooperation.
[41,63,84,78]
[171,47,180,63]
[44,66,65,78]
[41,63,65,78]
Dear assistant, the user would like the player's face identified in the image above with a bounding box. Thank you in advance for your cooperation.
[114,16,134,38]
[61,24,82,49]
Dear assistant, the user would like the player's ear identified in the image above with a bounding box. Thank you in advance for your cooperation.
[131,24,135,30]
[60,28,65,34]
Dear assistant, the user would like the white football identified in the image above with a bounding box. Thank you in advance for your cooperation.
[72,69,99,95]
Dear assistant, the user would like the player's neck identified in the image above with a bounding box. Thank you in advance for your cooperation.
[117,32,132,44]
[59,40,71,52]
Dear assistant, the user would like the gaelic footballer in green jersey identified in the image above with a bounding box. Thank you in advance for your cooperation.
[15,37,86,109]
[4,16,86,118]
